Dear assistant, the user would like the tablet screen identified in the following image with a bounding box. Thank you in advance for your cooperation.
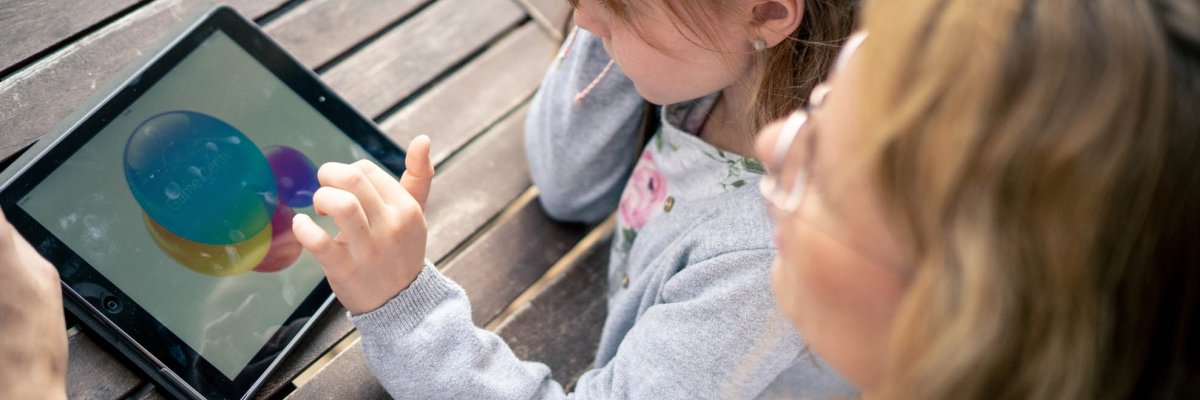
[17,30,371,380]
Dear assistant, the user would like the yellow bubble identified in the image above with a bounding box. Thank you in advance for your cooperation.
[144,213,270,276]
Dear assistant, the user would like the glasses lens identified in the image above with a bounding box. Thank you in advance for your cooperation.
[762,110,812,213]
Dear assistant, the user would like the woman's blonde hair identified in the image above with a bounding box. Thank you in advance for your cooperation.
[568,0,857,132]
[859,0,1200,398]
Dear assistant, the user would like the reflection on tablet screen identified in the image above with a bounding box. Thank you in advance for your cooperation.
[18,31,377,380]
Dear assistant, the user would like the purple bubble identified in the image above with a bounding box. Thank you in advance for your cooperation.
[263,146,319,208]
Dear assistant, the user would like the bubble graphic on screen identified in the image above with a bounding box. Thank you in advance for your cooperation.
[124,111,313,276]
[125,111,277,245]
[252,202,302,273]
[143,213,270,276]
[264,145,319,208]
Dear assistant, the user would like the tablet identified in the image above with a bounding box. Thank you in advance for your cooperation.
[0,6,404,399]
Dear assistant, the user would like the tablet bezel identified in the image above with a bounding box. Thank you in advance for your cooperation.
[0,6,404,399]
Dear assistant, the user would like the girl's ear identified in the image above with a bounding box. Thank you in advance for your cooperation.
[751,0,804,48]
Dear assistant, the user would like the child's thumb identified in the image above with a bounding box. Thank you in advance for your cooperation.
[400,135,434,210]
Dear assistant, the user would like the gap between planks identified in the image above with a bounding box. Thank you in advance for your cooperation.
[434,185,539,267]
[484,215,615,331]
[290,329,361,389]
[509,0,564,43]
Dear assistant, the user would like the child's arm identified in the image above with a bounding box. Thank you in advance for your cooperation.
[525,29,647,224]
[347,248,856,399]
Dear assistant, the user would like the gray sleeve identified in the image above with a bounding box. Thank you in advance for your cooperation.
[572,249,854,399]
[351,253,855,399]
[524,28,646,223]
[351,262,567,399]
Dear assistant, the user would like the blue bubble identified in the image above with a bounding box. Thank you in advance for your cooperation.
[124,111,277,245]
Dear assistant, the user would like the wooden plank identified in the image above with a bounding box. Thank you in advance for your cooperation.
[425,105,533,262]
[286,337,388,400]
[320,0,525,117]
[380,22,556,165]
[0,0,289,163]
[263,0,428,68]
[223,0,293,21]
[282,203,600,398]
[66,330,144,399]
[0,0,139,76]
[527,0,575,33]
[493,231,610,387]
[442,191,589,326]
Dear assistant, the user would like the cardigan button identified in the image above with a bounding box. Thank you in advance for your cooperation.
[663,196,675,213]
[622,273,630,288]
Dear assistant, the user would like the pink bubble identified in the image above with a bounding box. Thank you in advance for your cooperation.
[253,203,302,273]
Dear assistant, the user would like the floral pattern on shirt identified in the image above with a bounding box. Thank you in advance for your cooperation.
[615,149,668,254]
[704,148,767,192]
[610,96,767,286]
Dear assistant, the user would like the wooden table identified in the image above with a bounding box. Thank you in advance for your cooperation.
[1,1,614,398]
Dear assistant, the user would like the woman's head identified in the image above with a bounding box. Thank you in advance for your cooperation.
[760,0,1200,397]
[570,0,856,131]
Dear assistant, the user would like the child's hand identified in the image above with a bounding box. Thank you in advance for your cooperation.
[292,136,435,315]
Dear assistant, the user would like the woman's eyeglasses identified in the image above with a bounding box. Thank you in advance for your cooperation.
[759,86,828,217]
[759,32,867,217]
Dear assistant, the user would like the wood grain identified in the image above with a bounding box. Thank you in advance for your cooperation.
[0,0,140,76]
[0,0,290,163]
[320,0,525,117]
[442,192,589,326]
[494,234,610,387]
[528,0,575,33]
[381,22,555,165]
[284,339,389,400]
[65,329,145,399]
[264,0,428,68]
[425,105,533,262]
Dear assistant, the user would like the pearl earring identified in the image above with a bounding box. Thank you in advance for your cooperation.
[753,38,768,51]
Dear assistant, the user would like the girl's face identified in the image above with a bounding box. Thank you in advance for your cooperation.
[573,0,756,105]
[754,39,909,391]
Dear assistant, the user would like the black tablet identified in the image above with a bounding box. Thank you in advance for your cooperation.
[0,6,404,399]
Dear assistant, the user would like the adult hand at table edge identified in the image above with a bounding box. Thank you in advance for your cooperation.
[292,135,436,315]
[0,209,68,400]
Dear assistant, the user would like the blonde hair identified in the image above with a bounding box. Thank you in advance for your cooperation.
[858,0,1200,398]
[568,0,857,132]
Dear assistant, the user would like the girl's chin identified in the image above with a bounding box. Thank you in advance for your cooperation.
[634,88,671,106]
[631,83,686,106]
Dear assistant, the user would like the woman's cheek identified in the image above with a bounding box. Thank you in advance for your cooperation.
[771,219,817,330]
